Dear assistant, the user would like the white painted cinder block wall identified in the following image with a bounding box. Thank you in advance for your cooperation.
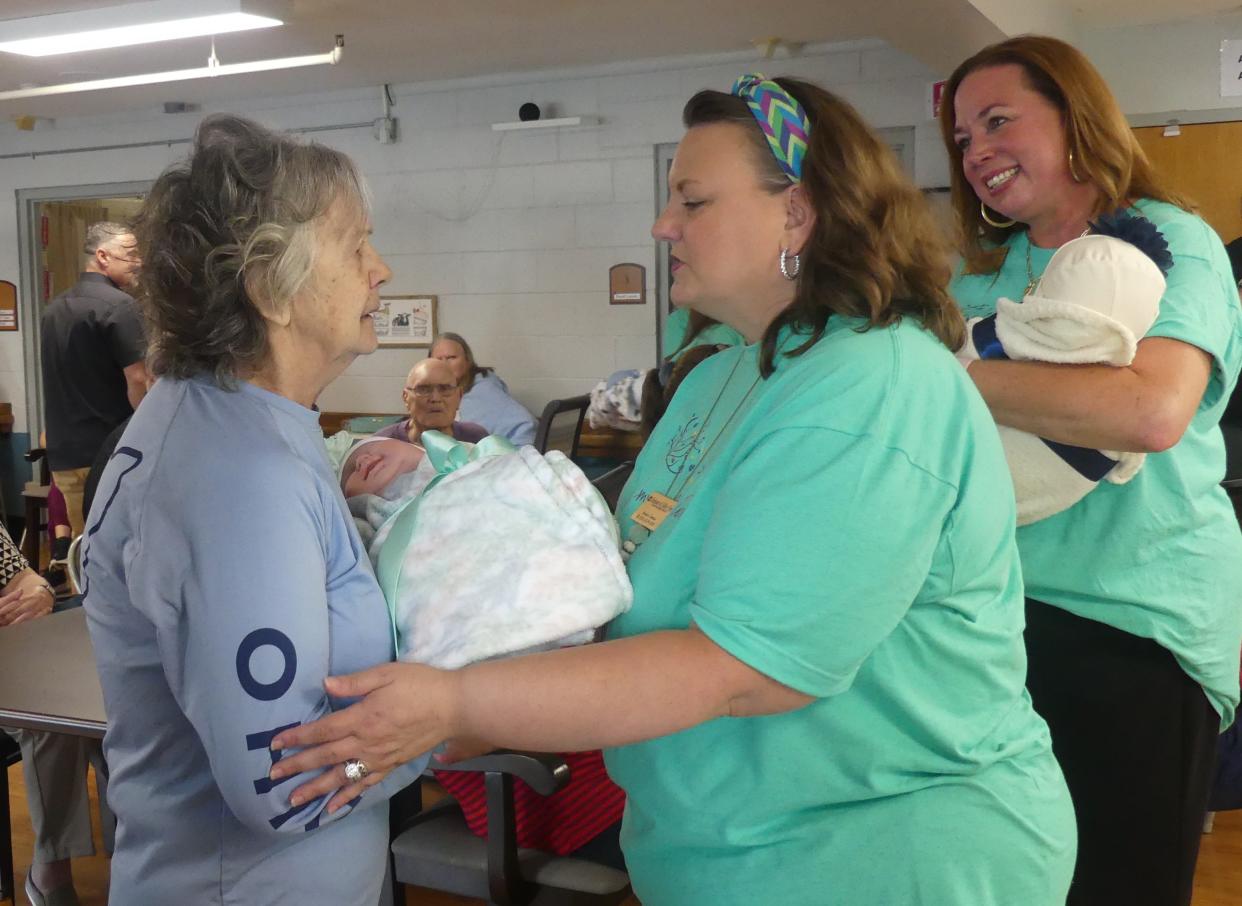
[0,40,949,434]
[7,14,1242,437]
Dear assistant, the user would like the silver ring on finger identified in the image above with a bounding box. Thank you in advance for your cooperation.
[343,758,370,783]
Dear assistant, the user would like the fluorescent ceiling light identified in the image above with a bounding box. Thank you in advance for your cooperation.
[0,37,342,102]
[0,0,281,57]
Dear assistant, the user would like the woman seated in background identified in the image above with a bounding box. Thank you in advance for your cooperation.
[269,73,1075,905]
[430,332,537,445]
[81,113,429,905]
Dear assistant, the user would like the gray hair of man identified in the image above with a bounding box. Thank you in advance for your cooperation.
[82,221,132,263]
[135,113,370,386]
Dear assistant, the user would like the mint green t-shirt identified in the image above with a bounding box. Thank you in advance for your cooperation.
[663,306,744,355]
[951,200,1242,727]
[606,318,1075,906]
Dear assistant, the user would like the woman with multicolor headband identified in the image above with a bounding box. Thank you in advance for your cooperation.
[943,36,1242,906]
[268,75,1075,904]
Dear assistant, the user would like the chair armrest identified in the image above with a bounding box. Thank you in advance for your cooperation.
[534,395,591,455]
[392,750,571,838]
[24,447,49,486]
[434,750,571,796]
[395,750,573,906]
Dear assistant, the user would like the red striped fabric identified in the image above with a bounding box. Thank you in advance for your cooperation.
[433,750,625,856]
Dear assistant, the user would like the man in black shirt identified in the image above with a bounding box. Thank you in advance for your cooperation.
[40,221,148,533]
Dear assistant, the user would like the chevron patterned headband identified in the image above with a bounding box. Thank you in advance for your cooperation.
[730,73,811,184]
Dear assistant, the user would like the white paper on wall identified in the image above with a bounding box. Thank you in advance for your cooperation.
[1220,40,1242,97]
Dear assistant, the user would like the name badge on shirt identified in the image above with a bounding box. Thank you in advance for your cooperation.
[631,492,677,531]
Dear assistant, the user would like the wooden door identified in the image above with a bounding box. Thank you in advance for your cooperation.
[1133,121,1242,244]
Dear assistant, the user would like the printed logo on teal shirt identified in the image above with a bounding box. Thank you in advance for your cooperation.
[665,415,705,476]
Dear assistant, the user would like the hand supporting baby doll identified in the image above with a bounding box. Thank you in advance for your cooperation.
[957,212,1173,525]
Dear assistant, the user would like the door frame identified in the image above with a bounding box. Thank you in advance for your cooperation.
[17,180,150,445]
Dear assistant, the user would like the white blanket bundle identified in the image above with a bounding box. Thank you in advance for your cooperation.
[958,233,1166,525]
[367,436,632,669]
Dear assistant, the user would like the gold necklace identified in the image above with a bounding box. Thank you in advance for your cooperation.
[1023,238,1039,297]
[1023,227,1091,297]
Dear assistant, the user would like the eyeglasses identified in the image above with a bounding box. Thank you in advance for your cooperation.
[407,383,457,399]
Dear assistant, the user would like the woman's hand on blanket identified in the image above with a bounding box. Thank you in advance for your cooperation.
[270,662,461,812]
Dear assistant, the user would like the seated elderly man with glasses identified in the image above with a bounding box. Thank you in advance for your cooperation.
[375,358,489,445]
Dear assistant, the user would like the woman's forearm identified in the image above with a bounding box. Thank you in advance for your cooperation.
[452,627,813,752]
[0,565,39,598]
[968,337,1212,452]
[269,626,814,805]
[0,567,55,626]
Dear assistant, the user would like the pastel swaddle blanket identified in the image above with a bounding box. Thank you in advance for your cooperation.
[347,456,438,550]
[958,228,1168,525]
[367,432,632,668]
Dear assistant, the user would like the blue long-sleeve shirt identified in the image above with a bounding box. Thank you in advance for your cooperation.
[459,371,537,446]
[83,377,427,904]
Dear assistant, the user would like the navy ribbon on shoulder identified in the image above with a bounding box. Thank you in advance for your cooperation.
[971,315,1009,360]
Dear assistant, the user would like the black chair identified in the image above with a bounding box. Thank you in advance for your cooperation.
[389,751,630,906]
[20,449,50,569]
[0,733,21,902]
[533,396,592,459]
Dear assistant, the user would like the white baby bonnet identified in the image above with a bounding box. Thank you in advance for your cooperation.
[995,234,1166,367]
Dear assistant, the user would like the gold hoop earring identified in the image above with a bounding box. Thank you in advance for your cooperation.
[980,201,1016,229]
[1068,149,1085,183]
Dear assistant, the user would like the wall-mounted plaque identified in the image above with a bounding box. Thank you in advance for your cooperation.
[0,281,16,331]
[609,263,646,305]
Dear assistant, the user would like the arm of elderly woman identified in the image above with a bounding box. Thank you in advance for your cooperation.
[121,458,427,832]
[0,571,55,626]
[271,626,812,810]
[967,336,1212,453]
[0,526,54,626]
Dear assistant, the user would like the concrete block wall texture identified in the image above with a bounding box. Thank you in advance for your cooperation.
[0,40,952,431]
[6,8,1238,434]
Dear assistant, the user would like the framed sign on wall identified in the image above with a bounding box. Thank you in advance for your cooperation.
[0,280,17,331]
[374,295,437,347]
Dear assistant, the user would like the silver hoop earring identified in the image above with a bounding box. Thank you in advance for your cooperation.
[780,247,801,281]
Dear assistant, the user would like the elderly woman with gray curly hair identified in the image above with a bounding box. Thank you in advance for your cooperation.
[81,114,431,904]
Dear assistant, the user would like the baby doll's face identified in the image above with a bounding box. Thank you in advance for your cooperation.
[342,439,426,498]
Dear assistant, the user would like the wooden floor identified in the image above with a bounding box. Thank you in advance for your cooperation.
[4,762,1239,905]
